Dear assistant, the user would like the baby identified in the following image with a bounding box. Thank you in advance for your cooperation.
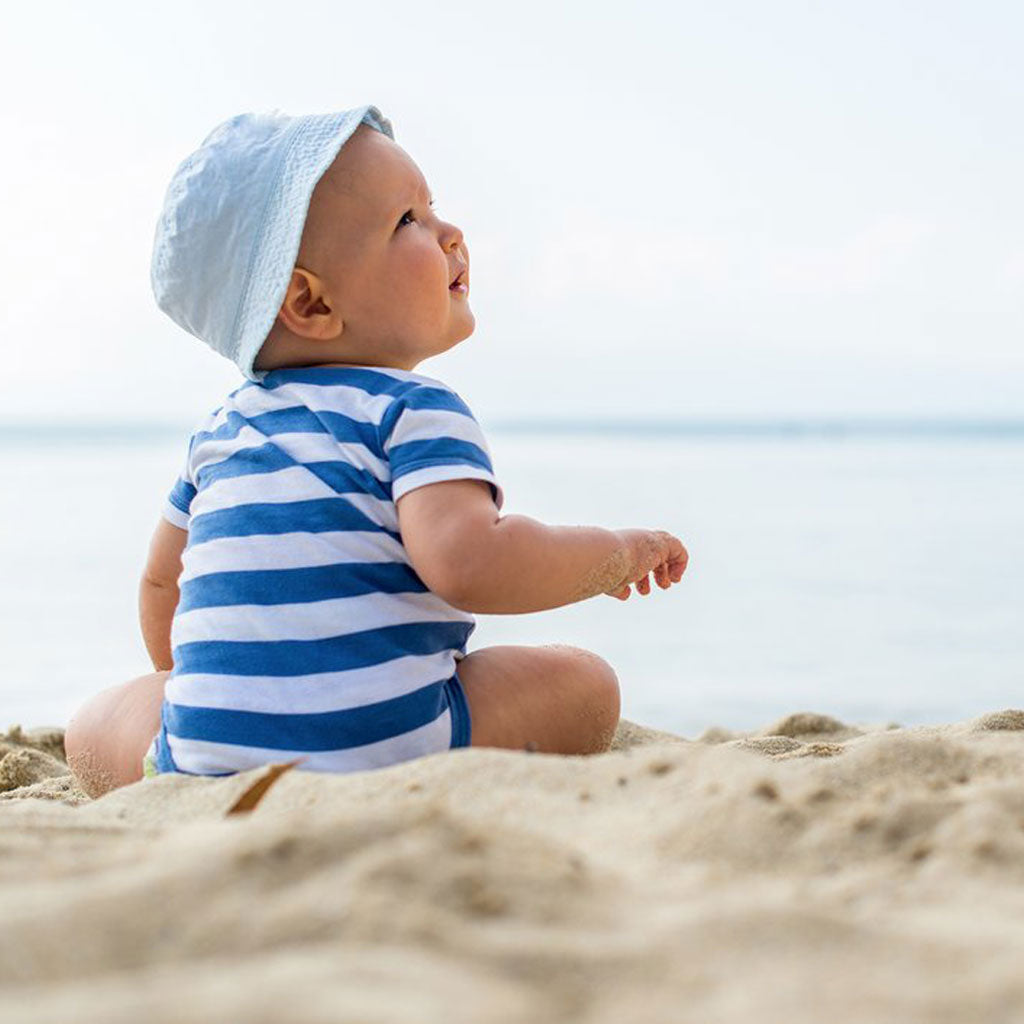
[64,104,688,797]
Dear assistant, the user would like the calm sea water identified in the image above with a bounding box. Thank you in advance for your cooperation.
[1,423,1021,736]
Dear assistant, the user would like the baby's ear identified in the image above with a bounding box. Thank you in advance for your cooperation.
[277,268,340,339]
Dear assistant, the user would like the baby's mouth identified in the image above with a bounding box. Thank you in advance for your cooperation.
[449,270,468,293]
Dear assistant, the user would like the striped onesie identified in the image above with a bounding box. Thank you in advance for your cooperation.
[146,364,503,776]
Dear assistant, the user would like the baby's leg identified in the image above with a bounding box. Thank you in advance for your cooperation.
[456,644,621,755]
[62,647,620,796]
[64,671,168,798]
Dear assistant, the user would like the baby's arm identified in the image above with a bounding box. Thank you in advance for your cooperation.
[139,518,187,670]
[397,480,687,615]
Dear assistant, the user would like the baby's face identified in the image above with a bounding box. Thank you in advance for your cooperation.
[292,124,473,368]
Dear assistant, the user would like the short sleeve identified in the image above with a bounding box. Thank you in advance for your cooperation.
[381,384,503,509]
[162,443,197,530]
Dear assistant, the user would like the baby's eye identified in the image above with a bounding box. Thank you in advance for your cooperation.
[396,200,436,230]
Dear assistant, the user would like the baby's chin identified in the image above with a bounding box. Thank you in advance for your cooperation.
[460,312,476,338]
[437,318,475,355]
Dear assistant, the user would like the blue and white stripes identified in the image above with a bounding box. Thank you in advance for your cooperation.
[152,365,501,776]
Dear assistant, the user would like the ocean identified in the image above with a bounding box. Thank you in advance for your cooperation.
[2,422,1021,737]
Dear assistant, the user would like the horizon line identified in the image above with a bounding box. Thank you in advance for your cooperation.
[1,416,1023,444]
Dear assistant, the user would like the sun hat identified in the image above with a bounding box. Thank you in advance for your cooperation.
[150,105,394,381]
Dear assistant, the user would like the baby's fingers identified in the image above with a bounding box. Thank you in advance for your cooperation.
[669,550,689,580]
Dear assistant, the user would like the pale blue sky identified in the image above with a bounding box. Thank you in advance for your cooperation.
[1,0,1021,426]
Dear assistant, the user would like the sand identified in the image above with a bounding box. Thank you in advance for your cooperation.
[2,711,1024,1023]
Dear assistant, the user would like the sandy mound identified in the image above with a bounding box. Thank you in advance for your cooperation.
[1,712,1024,1023]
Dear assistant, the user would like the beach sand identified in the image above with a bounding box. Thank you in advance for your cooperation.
[2,711,1024,1023]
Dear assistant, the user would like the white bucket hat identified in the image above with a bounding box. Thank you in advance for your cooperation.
[150,105,394,381]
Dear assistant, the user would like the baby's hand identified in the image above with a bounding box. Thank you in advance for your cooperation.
[605,529,688,601]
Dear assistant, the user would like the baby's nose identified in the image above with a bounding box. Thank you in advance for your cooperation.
[440,220,464,251]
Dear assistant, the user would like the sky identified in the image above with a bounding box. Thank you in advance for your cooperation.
[1,0,1021,428]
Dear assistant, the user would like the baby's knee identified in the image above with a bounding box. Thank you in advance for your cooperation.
[546,644,619,693]
[544,645,621,750]
[579,649,620,715]
[64,672,167,799]
[585,654,621,751]
[64,711,115,799]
